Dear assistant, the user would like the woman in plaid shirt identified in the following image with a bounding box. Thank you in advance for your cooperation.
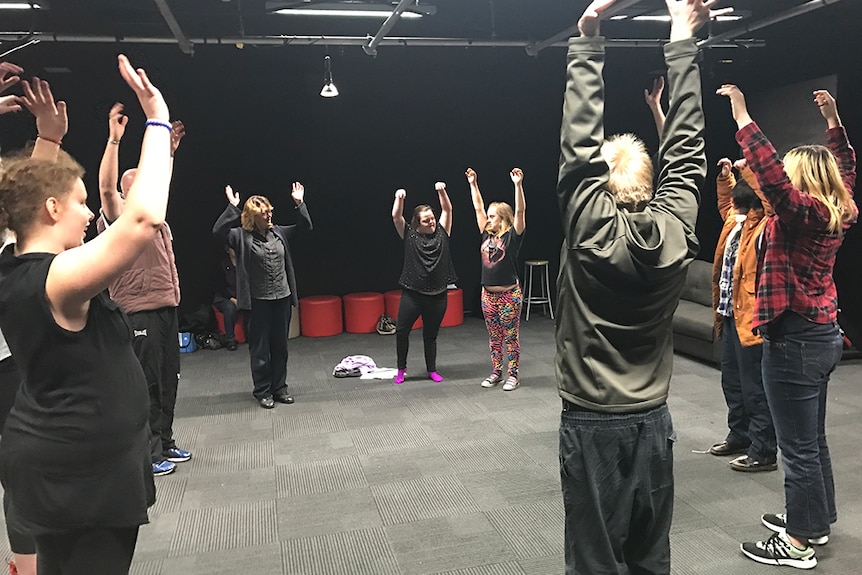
[718,84,857,569]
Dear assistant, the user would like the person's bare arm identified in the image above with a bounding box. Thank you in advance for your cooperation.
[465,168,488,233]
[511,168,526,234]
[436,182,453,236]
[98,102,128,221]
[392,189,406,239]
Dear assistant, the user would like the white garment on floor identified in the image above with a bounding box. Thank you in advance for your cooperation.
[359,367,400,380]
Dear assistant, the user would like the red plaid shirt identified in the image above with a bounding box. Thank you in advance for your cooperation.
[736,123,857,328]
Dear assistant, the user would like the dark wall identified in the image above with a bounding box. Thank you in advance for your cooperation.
[0,10,859,332]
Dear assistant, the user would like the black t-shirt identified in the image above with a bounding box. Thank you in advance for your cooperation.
[398,224,458,293]
[0,250,154,534]
[480,229,523,287]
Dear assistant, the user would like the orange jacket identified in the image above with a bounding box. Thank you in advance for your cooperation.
[711,166,771,347]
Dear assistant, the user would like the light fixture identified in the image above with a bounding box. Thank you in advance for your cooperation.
[320,55,338,98]
[610,10,744,22]
[0,1,44,9]
[267,1,434,19]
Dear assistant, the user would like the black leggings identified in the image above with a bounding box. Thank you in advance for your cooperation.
[34,526,139,575]
[395,289,448,371]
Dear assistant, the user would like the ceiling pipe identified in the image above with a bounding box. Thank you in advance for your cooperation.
[363,0,413,57]
[0,32,764,50]
[152,0,193,55]
[699,0,846,48]
[525,0,643,57]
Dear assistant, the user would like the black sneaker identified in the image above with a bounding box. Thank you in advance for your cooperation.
[741,532,816,569]
[762,513,829,545]
[708,440,749,456]
[729,455,778,472]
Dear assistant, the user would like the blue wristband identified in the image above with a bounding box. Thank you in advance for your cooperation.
[145,119,172,131]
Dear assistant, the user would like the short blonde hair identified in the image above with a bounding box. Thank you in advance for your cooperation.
[486,202,514,237]
[783,145,857,235]
[601,133,654,211]
[241,195,273,232]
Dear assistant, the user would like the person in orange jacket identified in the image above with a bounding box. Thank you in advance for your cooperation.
[707,157,777,472]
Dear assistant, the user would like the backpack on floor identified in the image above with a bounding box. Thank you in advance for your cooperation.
[179,332,197,353]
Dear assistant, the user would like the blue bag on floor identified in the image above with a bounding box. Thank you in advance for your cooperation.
[179,332,197,353]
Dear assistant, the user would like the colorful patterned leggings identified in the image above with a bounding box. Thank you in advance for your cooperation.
[480,285,523,378]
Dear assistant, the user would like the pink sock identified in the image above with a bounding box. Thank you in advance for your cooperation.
[428,371,443,383]
[394,369,406,384]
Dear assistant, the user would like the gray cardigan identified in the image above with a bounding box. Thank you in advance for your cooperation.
[555,37,705,413]
[212,202,312,310]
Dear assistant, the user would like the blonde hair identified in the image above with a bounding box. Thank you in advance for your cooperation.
[601,133,654,210]
[0,150,85,243]
[783,145,856,235]
[241,195,273,232]
[486,202,514,237]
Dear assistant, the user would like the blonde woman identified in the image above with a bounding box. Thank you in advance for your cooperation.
[213,184,312,408]
[719,84,856,569]
[466,167,526,390]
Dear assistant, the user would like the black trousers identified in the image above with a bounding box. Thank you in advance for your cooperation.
[560,402,675,575]
[35,526,138,575]
[214,298,242,341]
[395,289,448,371]
[247,297,291,399]
[129,307,180,463]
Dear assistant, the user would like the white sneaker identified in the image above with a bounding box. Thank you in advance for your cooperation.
[481,373,503,388]
[502,376,520,391]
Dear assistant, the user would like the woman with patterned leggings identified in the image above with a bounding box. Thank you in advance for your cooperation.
[466,167,526,391]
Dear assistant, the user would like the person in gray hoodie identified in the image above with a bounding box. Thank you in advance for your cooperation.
[555,1,716,573]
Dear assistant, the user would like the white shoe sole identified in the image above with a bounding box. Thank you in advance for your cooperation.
[740,544,817,569]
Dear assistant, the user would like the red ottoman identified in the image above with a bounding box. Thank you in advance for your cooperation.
[441,288,464,327]
[343,292,385,334]
[212,306,247,344]
[383,289,422,329]
[299,295,343,337]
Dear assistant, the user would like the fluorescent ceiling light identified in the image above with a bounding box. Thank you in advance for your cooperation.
[277,8,422,18]
[269,2,433,18]
[0,2,43,8]
[611,13,743,22]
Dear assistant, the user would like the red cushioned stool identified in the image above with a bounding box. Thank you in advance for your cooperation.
[441,288,464,327]
[212,306,247,344]
[299,295,343,337]
[383,289,422,329]
[343,292,385,334]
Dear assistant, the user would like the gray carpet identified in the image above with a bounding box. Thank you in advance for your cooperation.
[3,316,861,574]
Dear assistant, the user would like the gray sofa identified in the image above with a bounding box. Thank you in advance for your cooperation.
[673,259,721,365]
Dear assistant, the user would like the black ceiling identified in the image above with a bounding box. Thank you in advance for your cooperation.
[0,0,856,54]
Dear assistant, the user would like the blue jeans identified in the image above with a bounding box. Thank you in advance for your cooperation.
[560,402,675,574]
[760,312,843,541]
[720,315,776,462]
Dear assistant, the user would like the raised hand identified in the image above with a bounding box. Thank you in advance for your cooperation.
[510,168,524,184]
[225,185,240,207]
[715,84,752,128]
[0,61,23,94]
[717,158,732,178]
[291,182,305,204]
[733,158,747,171]
[435,182,447,192]
[578,0,616,37]
[117,54,169,122]
[0,94,21,115]
[109,102,128,141]
[19,78,67,143]
[644,76,665,111]
[465,168,477,186]
[395,189,406,200]
[170,120,186,156]
[813,90,840,128]
[666,0,721,41]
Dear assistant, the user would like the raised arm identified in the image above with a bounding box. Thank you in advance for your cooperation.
[392,189,406,239]
[465,168,488,233]
[650,0,717,232]
[98,102,128,221]
[279,181,313,238]
[46,55,172,318]
[213,185,242,240]
[511,168,526,234]
[436,181,453,236]
[18,78,67,162]
[716,157,734,219]
[644,76,666,139]
[815,90,856,194]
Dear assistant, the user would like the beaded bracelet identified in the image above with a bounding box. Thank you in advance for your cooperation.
[144,119,172,131]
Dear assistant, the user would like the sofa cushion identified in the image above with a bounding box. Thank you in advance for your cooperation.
[680,259,713,307]
[674,299,715,341]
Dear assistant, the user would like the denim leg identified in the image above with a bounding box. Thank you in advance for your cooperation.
[720,316,750,447]
[761,316,842,540]
[738,342,776,463]
[560,404,674,575]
